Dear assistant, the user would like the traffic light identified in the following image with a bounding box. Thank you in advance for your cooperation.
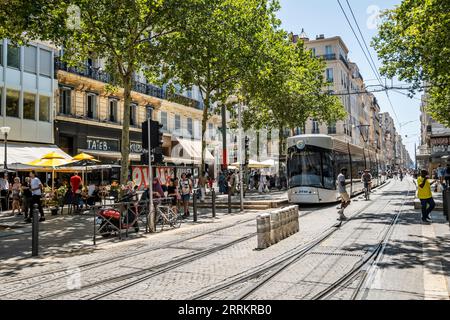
[140,152,148,165]
[244,136,250,166]
[142,119,149,150]
[151,120,164,164]
[150,120,163,150]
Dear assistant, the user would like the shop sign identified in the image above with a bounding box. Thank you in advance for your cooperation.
[130,142,143,154]
[87,137,119,152]
[430,136,450,156]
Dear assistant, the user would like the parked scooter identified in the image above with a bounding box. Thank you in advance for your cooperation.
[96,192,141,237]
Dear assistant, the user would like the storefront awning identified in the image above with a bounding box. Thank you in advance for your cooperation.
[163,156,201,165]
[78,149,141,161]
[0,143,72,167]
[174,137,214,163]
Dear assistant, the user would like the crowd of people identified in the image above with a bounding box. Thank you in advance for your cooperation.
[217,170,287,195]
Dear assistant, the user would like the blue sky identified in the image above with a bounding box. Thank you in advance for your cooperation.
[277,0,420,159]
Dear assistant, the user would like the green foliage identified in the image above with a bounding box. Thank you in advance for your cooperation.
[242,29,345,133]
[160,0,280,174]
[0,0,189,185]
[372,0,450,126]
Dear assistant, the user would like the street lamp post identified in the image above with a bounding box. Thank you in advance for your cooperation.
[0,127,11,170]
[227,95,244,212]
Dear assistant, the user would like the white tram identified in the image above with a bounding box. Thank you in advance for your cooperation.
[287,134,383,204]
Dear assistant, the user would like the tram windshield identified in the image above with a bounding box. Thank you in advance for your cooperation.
[287,146,335,189]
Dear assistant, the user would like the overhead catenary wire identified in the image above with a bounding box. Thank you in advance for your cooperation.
[336,0,400,124]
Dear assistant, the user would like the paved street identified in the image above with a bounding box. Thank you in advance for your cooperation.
[0,178,448,300]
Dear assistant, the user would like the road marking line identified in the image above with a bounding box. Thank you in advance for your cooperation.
[422,223,449,300]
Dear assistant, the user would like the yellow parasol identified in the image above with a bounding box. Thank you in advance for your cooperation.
[68,152,101,185]
[25,152,73,190]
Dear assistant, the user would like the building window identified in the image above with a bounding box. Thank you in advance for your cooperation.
[39,48,52,77]
[328,122,337,134]
[208,123,215,140]
[59,87,71,115]
[0,88,2,116]
[109,99,118,122]
[160,111,168,131]
[7,45,20,69]
[24,46,37,74]
[187,118,193,137]
[0,42,3,66]
[86,94,97,119]
[311,48,316,57]
[23,92,36,120]
[175,114,181,131]
[326,68,334,82]
[325,45,333,55]
[39,95,50,122]
[6,89,20,117]
[130,104,137,126]
[312,119,320,134]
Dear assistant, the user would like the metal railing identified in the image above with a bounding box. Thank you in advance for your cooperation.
[318,53,336,60]
[55,58,204,110]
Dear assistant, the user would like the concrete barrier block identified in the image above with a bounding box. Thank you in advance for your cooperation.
[270,211,280,244]
[257,213,271,249]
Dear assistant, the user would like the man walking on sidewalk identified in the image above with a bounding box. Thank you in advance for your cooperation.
[337,168,350,220]
[28,170,45,222]
[417,170,436,223]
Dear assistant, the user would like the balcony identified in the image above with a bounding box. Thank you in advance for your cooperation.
[339,54,349,69]
[318,53,336,61]
[55,57,203,110]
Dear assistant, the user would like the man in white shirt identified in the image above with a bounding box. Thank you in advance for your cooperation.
[27,170,45,222]
[337,168,350,221]
[0,172,9,211]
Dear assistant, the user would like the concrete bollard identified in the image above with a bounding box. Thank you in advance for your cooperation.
[270,210,280,244]
[280,209,286,240]
[257,213,271,249]
[288,208,294,236]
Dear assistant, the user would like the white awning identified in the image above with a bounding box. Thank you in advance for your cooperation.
[78,149,141,161]
[163,156,201,165]
[0,142,72,166]
[174,138,214,163]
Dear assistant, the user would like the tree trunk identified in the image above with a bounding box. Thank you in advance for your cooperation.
[200,92,210,179]
[278,125,284,179]
[120,73,132,187]
[256,131,260,162]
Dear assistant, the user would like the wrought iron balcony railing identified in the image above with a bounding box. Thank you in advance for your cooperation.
[55,58,204,110]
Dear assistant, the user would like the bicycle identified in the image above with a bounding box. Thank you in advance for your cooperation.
[363,182,371,201]
[155,197,183,232]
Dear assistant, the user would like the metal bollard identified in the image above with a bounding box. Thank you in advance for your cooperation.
[193,190,198,222]
[444,189,450,222]
[93,207,97,246]
[227,188,232,214]
[443,190,448,220]
[294,207,299,233]
[31,204,39,257]
[212,189,216,218]
[257,214,271,249]
[270,210,280,244]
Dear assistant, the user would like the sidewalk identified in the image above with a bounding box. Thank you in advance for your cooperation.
[0,205,260,261]
[365,204,450,300]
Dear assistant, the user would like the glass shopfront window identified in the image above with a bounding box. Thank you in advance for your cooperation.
[23,92,36,120]
[39,95,50,122]
[6,89,20,117]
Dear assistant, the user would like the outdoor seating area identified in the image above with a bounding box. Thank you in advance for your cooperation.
[0,151,124,217]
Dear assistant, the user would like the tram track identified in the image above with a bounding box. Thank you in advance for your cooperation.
[0,214,259,297]
[40,232,256,300]
[189,182,397,300]
[312,180,415,300]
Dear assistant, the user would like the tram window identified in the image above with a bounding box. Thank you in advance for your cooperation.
[334,151,350,177]
[322,152,335,189]
[287,150,322,188]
